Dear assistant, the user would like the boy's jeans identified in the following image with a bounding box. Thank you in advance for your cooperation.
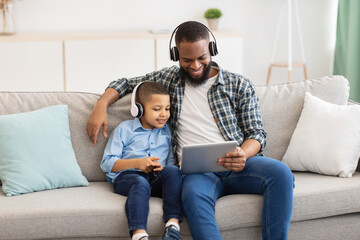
[114,165,182,234]
[182,156,294,240]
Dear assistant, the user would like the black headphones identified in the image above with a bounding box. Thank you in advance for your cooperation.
[169,22,218,61]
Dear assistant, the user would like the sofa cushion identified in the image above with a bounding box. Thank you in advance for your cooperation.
[0,182,164,239]
[291,172,360,221]
[0,105,88,196]
[282,92,360,177]
[256,75,350,160]
[1,172,359,239]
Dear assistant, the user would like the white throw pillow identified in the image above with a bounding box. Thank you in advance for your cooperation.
[282,92,360,177]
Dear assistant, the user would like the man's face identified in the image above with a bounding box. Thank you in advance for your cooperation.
[177,39,212,86]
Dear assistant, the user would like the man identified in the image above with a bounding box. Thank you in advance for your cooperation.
[87,21,294,240]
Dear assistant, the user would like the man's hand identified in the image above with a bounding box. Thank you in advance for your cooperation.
[86,88,120,146]
[86,103,108,145]
[218,147,247,172]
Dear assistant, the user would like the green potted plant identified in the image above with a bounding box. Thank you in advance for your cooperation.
[204,8,223,30]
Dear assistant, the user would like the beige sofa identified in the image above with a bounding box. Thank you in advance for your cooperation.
[0,75,359,240]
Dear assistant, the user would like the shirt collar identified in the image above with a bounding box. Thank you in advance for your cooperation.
[211,62,225,86]
[132,118,145,131]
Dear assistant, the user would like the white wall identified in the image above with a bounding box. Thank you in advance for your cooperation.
[14,0,338,86]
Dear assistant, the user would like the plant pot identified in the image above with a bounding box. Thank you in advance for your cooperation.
[207,18,219,31]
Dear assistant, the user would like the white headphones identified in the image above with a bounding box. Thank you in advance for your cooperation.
[130,82,145,118]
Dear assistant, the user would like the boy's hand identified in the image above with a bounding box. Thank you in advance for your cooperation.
[151,158,163,172]
[138,156,161,173]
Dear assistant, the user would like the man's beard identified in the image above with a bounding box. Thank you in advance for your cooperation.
[179,63,212,87]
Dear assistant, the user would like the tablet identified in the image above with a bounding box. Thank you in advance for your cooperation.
[181,141,238,174]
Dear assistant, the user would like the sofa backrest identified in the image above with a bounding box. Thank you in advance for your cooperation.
[0,75,356,183]
[0,92,133,182]
[256,75,350,160]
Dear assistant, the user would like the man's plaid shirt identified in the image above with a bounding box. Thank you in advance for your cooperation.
[107,63,266,161]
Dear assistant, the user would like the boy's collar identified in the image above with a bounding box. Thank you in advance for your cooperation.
[132,118,146,131]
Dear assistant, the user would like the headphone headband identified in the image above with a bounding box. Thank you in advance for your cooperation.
[169,22,218,61]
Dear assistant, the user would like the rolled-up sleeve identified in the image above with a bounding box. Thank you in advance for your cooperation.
[239,82,266,151]
[101,126,124,173]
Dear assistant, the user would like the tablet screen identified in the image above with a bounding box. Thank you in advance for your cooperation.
[181,141,237,174]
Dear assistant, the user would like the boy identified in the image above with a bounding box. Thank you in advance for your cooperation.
[101,81,182,240]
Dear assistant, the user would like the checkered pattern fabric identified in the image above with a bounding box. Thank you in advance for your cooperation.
[108,63,266,162]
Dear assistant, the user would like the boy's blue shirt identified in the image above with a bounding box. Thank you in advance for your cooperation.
[101,118,175,183]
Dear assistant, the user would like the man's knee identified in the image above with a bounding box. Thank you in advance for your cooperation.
[275,161,294,183]
[268,160,295,191]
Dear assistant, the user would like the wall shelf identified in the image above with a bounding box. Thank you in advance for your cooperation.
[0,30,243,93]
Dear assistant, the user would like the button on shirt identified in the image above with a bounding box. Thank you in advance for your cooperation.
[101,118,175,183]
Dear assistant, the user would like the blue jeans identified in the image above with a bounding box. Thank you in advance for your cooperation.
[114,165,182,235]
[182,156,294,240]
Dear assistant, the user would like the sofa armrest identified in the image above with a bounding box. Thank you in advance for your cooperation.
[348,100,360,105]
[348,100,360,172]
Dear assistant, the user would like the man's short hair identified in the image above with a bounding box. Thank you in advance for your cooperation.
[175,21,210,46]
[136,82,169,105]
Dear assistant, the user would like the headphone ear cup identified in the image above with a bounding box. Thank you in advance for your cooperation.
[170,47,179,61]
[209,41,218,56]
[135,103,144,118]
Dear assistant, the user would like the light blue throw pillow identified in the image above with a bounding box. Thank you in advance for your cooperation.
[0,105,89,196]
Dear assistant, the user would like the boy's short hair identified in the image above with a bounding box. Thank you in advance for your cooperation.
[175,21,210,46]
[136,82,169,105]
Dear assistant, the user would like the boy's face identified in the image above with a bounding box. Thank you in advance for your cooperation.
[140,94,171,129]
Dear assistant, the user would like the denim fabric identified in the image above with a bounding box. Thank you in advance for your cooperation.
[114,165,182,235]
[182,156,294,240]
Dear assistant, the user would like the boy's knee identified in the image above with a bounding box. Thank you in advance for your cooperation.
[163,165,179,171]
[132,176,151,192]
[162,165,181,176]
